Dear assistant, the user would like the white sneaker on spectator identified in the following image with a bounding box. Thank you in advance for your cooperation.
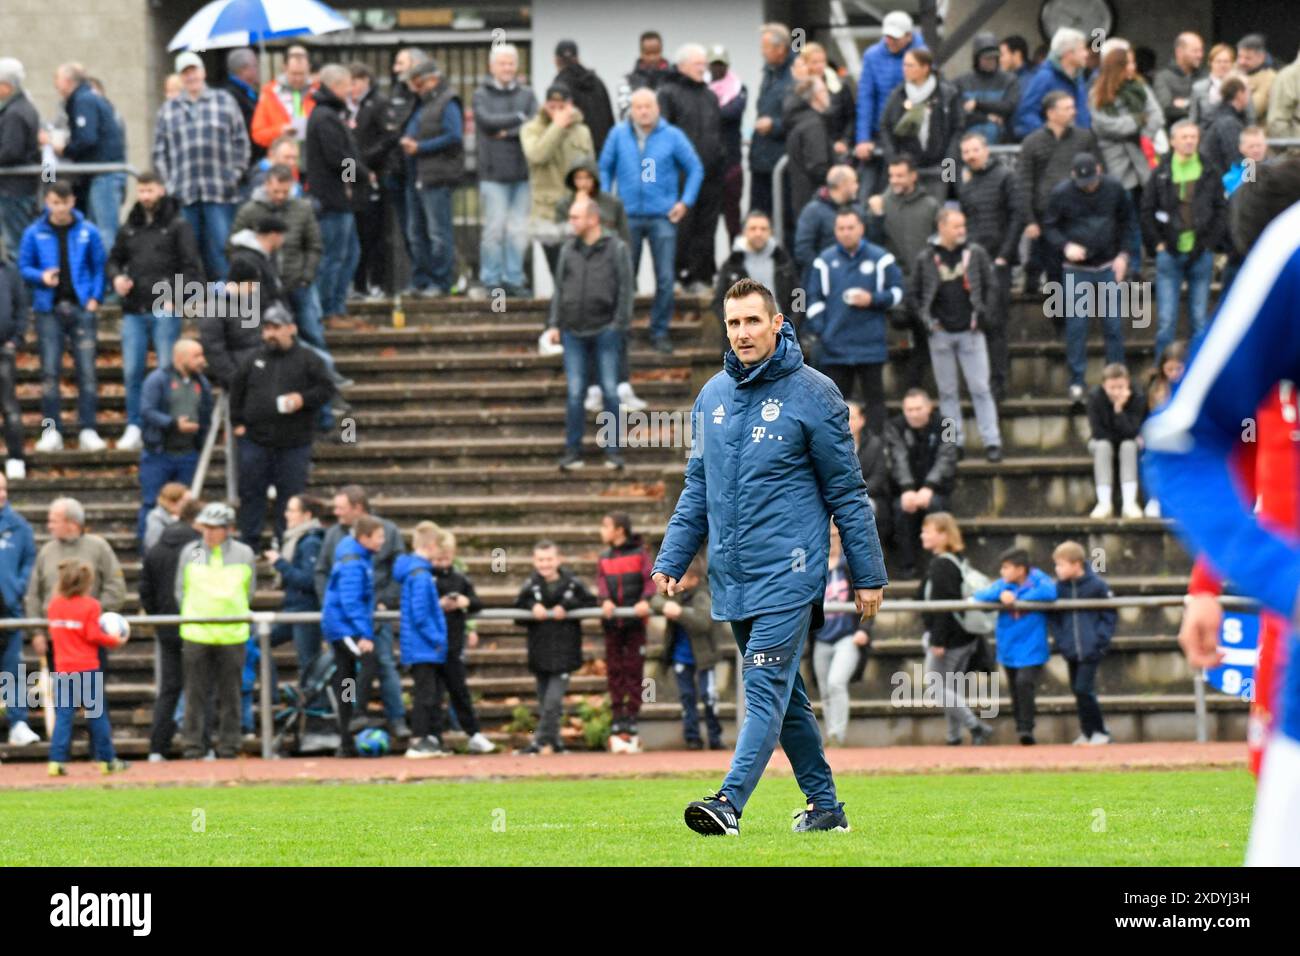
[1121,501,1144,520]
[1144,498,1161,518]
[1088,732,1112,745]
[584,384,601,412]
[147,753,167,763]
[4,459,25,480]
[78,429,107,452]
[467,732,496,754]
[1089,500,1113,519]
[116,424,143,451]
[1072,734,1089,746]
[34,427,63,453]
[7,721,39,745]
[617,381,647,411]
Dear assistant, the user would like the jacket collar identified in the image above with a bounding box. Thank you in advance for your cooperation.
[126,194,181,228]
[39,208,86,230]
[724,319,803,386]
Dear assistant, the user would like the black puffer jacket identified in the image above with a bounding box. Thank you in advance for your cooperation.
[229,341,334,448]
[0,91,40,199]
[1042,175,1134,268]
[106,195,204,314]
[556,62,615,154]
[205,230,283,387]
[1139,151,1228,258]
[885,410,959,496]
[857,430,891,500]
[1017,123,1101,224]
[958,161,1025,262]
[656,69,724,175]
[139,520,201,645]
[0,261,28,347]
[878,78,964,170]
[514,568,597,674]
[783,96,833,217]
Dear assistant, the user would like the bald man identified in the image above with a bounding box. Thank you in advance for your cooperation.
[137,338,212,543]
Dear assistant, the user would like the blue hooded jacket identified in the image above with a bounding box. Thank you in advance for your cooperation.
[0,503,36,618]
[973,567,1058,667]
[598,116,703,217]
[805,237,904,365]
[652,320,889,622]
[394,553,449,665]
[855,32,929,144]
[320,535,374,642]
[18,209,106,312]
[1013,57,1092,140]
[63,82,126,164]
[1048,568,1116,661]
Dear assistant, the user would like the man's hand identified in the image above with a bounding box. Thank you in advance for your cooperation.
[667,201,688,224]
[263,549,280,565]
[964,98,977,112]
[41,268,59,287]
[755,116,774,136]
[867,194,884,216]
[931,645,946,658]
[994,257,1007,267]
[855,587,883,619]
[85,299,99,313]
[852,629,870,647]
[999,590,1017,606]
[1113,253,1128,283]
[833,140,848,155]
[601,599,616,619]
[551,605,567,620]
[652,571,682,596]
[531,602,548,620]
[663,600,682,619]
[467,631,479,648]
[400,136,419,155]
[854,141,874,160]
[358,638,374,654]
[279,392,304,413]
[846,288,873,308]
[1179,594,1224,668]
[1064,242,1087,263]
[916,487,934,509]
[113,275,134,297]
[31,633,47,657]
[900,490,918,513]
[546,327,560,345]
[633,599,651,618]
[455,594,470,610]
[233,425,247,437]
[176,415,200,434]
[1024,223,1041,240]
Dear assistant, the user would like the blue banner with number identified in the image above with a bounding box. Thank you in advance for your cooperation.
[1204,611,1258,701]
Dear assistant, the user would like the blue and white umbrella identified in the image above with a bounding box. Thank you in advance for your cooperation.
[168,0,352,52]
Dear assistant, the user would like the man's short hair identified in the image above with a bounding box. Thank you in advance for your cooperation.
[888,153,917,172]
[675,42,707,67]
[1041,89,1072,118]
[269,133,298,155]
[1050,27,1086,58]
[639,31,662,46]
[1231,156,1300,253]
[999,547,1031,569]
[348,61,373,81]
[1001,34,1030,59]
[226,48,256,74]
[743,208,771,226]
[490,43,520,65]
[533,538,558,553]
[723,277,779,318]
[267,163,295,183]
[1220,76,1247,103]
[794,76,822,103]
[835,205,864,225]
[902,387,932,404]
[51,496,84,527]
[1053,540,1087,565]
[336,484,369,511]
[935,206,964,228]
[1170,118,1199,138]
[1101,362,1130,382]
[760,22,791,48]
[353,515,383,540]
[179,498,204,524]
[286,45,310,63]
[318,63,349,88]
[1241,124,1266,140]
[256,214,287,234]
[44,180,73,199]
[137,170,162,186]
[826,164,856,188]
[960,130,988,147]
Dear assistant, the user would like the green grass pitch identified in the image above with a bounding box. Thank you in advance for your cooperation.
[0,768,1254,866]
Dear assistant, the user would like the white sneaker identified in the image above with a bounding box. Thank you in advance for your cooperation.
[1088,732,1112,745]
[7,721,39,746]
[608,733,629,754]
[1072,734,1089,746]
[147,753,167,763]
[4,459,25,480]
[1121,501,1144,520]
[617,381,648,411]
[34,427,63,453]
[78,429,107,452]
[584,384,601,412]
[1089,500,1114,519]
[467,732,496,754]
[625,734,643,754]
[1144,498,1161,518]
[116,424,143,451]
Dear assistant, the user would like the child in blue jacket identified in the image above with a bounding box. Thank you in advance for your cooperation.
[321,515,385,757]
[393,521,450,758]
[1048,540,1116,745]
[972,546,1057,744]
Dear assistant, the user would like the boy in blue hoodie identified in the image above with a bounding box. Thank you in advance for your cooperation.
[1049,540,1115,745]
[394,521,450,758]
[321,514,384,757]
[972,546,1057,744]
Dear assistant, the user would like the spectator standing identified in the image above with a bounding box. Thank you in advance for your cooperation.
[707,47,748,243]
[885,389,959,578]
[400,59,464,297]
[1000,35,1033,84]
[152,52,251,280]
[245,134,302,197]
[473,44,535,297]
[19,180,107,453]
[783,77,834,222]
[919,512,994,745]
[251,45,315,152]
[1041,153,1134,402]
[553,40,615,156]
[1013,27,1091,140]
[805,207,903,431]
[223,48,261,163]
[108,171,204,453]
[1222,125,1267,199]
[138,339,210,543]
[204,216,285,394]
[878,48,963,202]
[1086,363,1147,520]
[347,62,389,300]
[556,157,627,240]
[313,486,409,739]
[392,521,451,758]
[971,547,1057,745]
[650,555,723,750]
[798,43,855,159]
[522,84,593,278]
[793,164,860,279]
[955,31,1020,145]
[139,496,201,760]
[658,43,725,294]
[596,512,656,752]
[427,526,494,754]
[751,23,795,227]
[306,64,371,323]
[514,540,597,755]
[228,304,333,547]
[51,63,126,251]
[0,473,36,745]
[0,58,41,264]
[598,87,702,354]
[544,196,633,471]
[24,497,126,631]
[958,132,1023,401]
[0,255,27,478]
[847,400,894,549]
[1190,44,1247,129]
[1266,43,1300,141]
[713,210,798,339]
[910,207,1004,461]
[1202,77,1251,175]
[1153,33,1206,128]
[854,10,928,197]
[1141,120,1227,364]
[812,525,871,747]
[1237,35,1275,122]
[1049,540,1116,744]
[141,482,191,554]
[378,48,430,294]
[618,31,672,118]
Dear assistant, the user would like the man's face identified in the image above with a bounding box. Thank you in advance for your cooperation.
[176,342,206,376]
[0,82,13,101]
[48,505,77,540]
[1103,375,1131,405]
[1241,133,1268,163]
[888,163,917,195]
[334,494,364,527]
[884,34,910,55]
[834,213,864,249]
[568,201,597,237]
[1047,96,1077,128]
[181,65,205,97]
[977,51,1000,74]
[285,56,310,90]
[761,33,788,66]
[53,68,75,99]
[490,51,517,85]
[724,293,783,366]
[45,191,74,223]
[1239,47,1264,72]
[264,176,291,205]
[999,43,1022,73]
[640,37,662,67]
[1172,124,1200,157]
[349,75,370,103]
[833,172,859,202]
[430,544,452,569]
[960,137,988,170]
[261,322,295,350]
[271,141,299,171]
[358,528,385,553]
[202,525,229,549]
[847,403,864,438]
[393,51,412,78]
[937,212,966,246]
[902,396,932,429]
[1178,36,1204,71]
[136,181,165,210]
[629,91,658,128]
[709,60,727,82]
[679,51,707,83]
[1061,43,1086,73]
[533,546,560,578]
[744,215,771,250]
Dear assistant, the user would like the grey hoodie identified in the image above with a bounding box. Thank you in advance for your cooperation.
[737,234,777,293]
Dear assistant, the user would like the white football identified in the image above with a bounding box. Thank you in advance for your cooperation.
[99,612,131,642]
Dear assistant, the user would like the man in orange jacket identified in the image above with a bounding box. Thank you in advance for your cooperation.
[251,45,316,151]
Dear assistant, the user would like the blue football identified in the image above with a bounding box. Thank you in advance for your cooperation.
[355,727,391,757]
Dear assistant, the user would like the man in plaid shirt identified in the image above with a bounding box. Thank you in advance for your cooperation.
[153,52,251,280]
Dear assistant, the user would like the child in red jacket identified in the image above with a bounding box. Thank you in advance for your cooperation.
[597,512,655,753]
[45,560,127,776]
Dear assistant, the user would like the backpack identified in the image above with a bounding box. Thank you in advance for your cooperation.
[924,552,997,636]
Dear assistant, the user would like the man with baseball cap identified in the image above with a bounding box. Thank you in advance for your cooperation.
[854,11,928,196]
[554,40,615,154]
[399,57,464,296]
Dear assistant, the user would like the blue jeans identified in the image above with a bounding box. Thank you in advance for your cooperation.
[407,185,455,291]
[121,311,180,426]
[720,601,837,814]
[1155,248,1213,362]
[368,621,406,721]
[236,439,313,547]
[316,211,361,317]
[2,630,27,726]
[0,194,36,263]
[562,327,621,454]
[478,179,530,288]
[36,307,97,432]
[50,671,115,763]
[674,662,722,745]
[1063,265,1125,388]
[384,176,429,291]
[181,201,236,281]
[138,449,198,543]
[288,284,327,352]
[627,215,676,338]
[87,172,127,252]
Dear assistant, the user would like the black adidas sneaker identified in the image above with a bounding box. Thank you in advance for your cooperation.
[685,792,740,836]
[791,802,850,833]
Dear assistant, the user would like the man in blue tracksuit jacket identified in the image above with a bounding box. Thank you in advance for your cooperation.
[653,277,887,835]
[393,548,450,754]
[599,92,702,350]
[0,479,36,742]
[1143,187,1300,865]
[1012,33,1092,140]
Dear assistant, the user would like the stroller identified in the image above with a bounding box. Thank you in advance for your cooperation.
[271,651,340,756]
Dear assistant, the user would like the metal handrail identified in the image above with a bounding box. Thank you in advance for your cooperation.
[0,162,139,177]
